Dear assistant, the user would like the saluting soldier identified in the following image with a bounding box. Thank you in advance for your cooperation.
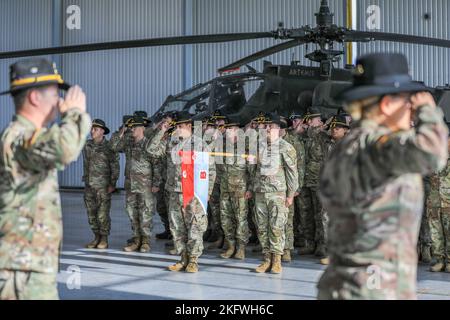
[0,58,90,299]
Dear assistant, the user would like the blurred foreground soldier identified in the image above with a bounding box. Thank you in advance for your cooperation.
[427,136,450,273]
[250,113,298,274]
[0,58,90,300]
[83,119,119,249]
[147,112,216,273]
[318,53,448,300]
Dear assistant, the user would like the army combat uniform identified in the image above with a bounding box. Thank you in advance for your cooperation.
[251,131,298,273]
[82,137,119,247]
[0,110,90,300]
[147,125,216,272]
[283,129,305,260]
[426,155,450,272]
[318,104,448,299]
[219,142,252,260]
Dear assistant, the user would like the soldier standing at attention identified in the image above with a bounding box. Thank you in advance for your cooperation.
[219,117,252,260]
[318,53,448,300]
[0,58,90,300]
[427,135,450,273]
[250,113,298,274]
[83,119,119,249]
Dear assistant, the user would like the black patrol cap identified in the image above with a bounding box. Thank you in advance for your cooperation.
[210,110,227,120]
[123,115,133,126]
[173,111,193,125]
[1,58,71,96]
[128,116,147,128]
[303,106,322,121]
[329,115,350,129]
[92,119,110,135]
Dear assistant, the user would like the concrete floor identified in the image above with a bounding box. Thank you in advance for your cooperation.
[57,191,450,300]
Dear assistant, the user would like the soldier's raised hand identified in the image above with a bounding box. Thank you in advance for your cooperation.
[58,85,87,114]
[410,92,436,110]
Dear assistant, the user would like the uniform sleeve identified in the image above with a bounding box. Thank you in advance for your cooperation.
[151,157,163,188]
[15,109,91,172]
[82,146,89,183]
[369,105,449,176]
[145,130,167,158]
[282,142,299,198]
[109,130,127,153]
[297,139,306,191]
[109,147,120,188]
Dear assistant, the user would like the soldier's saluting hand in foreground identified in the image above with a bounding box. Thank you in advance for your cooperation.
[0,58,91,300]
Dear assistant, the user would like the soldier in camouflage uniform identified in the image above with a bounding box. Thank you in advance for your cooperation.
[249,113,299,274]
[207,110,226,249]
[219,118,252,260]
[427,138,450,273]
[147,112,216,273]
[318,53,448,300]
[282,113,306,262]
[0,58,90,300]
[82,119,119,249]
[312,115,350,265]
[111,116,161,252]
[298,106,326,256]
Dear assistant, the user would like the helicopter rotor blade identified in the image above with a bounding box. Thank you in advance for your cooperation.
[344,30,450,48]
[0,32,275,59]
[218,38,307,73]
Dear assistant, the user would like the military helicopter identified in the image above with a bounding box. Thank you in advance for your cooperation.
[2,0,450,121]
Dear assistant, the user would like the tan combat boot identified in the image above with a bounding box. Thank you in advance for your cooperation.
[86,233,101,249]
[445,264,450,273]
[255,253,272,273]
[123,237,141,252]
[140,237,151,253]
[271,254,282,274]
[298,241,315,255]
[282,249,292,262]
[168,251,188,272]
[208,234,224,249]
[430,260,445,272]
[234,244,246,260]
[185,256,199,273]
[320,257,330,265]
[96,235,108,249]
[220,241,235,259]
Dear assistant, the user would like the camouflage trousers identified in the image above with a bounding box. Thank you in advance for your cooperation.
[316,207,329,248]
[284,202,295,251]
[255,192,288,255]
[155,186,170,232]
[0,270,58,300]
[208,183,223,237]
[247,197,258,238]
[428,207,450,261]
[126,189,154,238]
[419,209,432,248]
[84,186,112,236]
[298,187,320,246]
[168,192,208,257]
[293,196,302,246]
[220,191,249,246]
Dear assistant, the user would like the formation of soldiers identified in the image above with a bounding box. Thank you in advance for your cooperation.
[1,53,449,300]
